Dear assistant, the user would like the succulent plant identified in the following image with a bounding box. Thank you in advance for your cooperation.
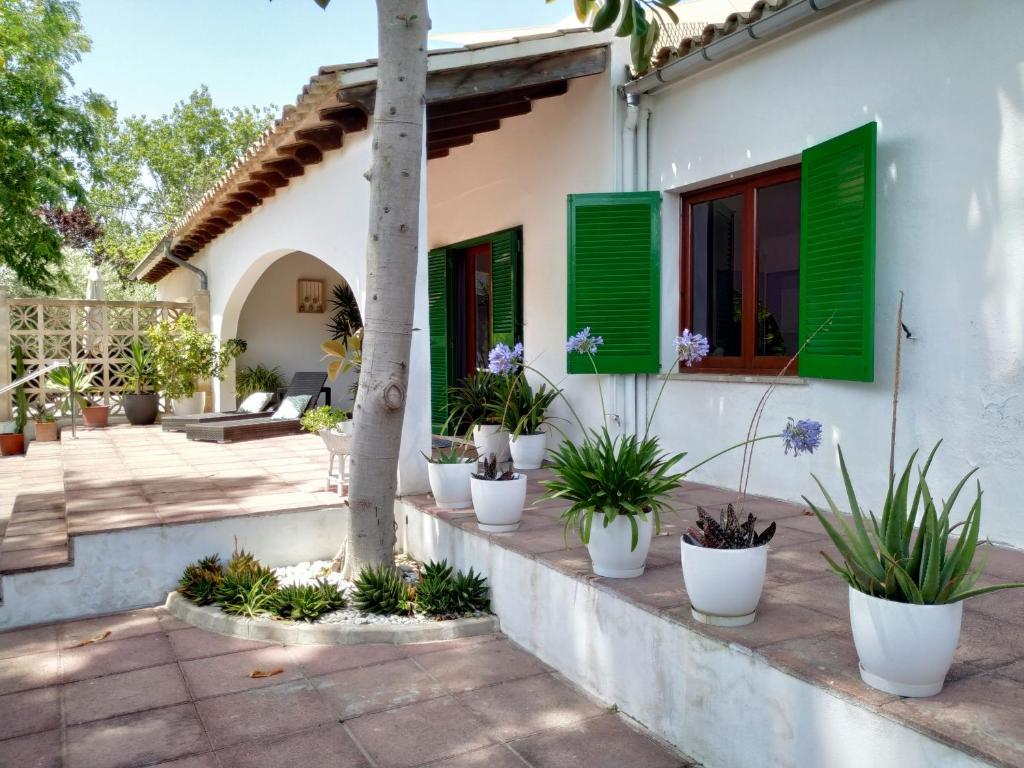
[684,505,776,549]
[271,579,347,622]
[178,554,223,605]
[351,563,412,615]
[225,547,263,577]
[216,570,278,618]
[414,560,456,617]
[448,567,490,614]
[472,454,516,481]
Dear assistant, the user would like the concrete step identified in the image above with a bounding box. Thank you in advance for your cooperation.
[0,440,69,574]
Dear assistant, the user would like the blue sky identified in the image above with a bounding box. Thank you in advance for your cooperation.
[72,0,578,119]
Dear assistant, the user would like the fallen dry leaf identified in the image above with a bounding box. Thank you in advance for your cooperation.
[248,668,284,679]
[72,630,111,647]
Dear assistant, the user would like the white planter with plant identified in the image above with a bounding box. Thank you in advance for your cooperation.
[301,406,352,451]
[147,314,244,417]
[588,512,654,578]
[502,373,560,470]
[680,508,773,626]
[424,445,476,510]
[446,368,514,462]
[811,443,1024,697]
[470,455,526,532]
[472,424,509,463]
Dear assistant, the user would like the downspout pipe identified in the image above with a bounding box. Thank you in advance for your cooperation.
[163,242,208,291]
[624,0,856,97]
[619,92,641,435]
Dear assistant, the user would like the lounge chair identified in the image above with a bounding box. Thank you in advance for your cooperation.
[184,374,327,443]
[163,372,327,433]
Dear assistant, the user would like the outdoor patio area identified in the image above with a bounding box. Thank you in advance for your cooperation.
[0,608,693,768]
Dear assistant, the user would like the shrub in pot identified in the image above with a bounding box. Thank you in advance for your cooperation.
[236,363,286,401]
[123,341,160,425]
[470,454,526,532]
[47,362,109,427]
[1,346,28,456]
[446,370,510,462]
[681,506,776,625]
[423,445,476,510]
[809,443,1024,697]
[300,405,352,451]
[147,314,244,415]
[32,402,59,442]
[503,375,561,470]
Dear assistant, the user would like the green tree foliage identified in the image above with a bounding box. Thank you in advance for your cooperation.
[90,86,275,283]
[553,0,679,74]
[0,0,112,292]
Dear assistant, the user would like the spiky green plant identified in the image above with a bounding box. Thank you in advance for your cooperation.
[271,579,347,622]
[422,444,474,465]
[178,554,224,605]
[684,505,776,549]
[544,427,685,552]
[235,363,286,400]
[225,548,263,578]
[448,567,490,614]
[808,442,1024,604]
[216,570,278,618]
[351,564,411,615]
[414,560,456,616]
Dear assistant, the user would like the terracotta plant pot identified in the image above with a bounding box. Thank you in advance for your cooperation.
[0,433,25,456]
[124,393,160,426]
[81,405,110,428]
[33,421,59,442]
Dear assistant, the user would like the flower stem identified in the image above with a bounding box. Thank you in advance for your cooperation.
[588,353,608,433]
[683,434,779,476]
[644,352,684,438]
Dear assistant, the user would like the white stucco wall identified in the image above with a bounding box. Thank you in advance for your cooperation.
[643,0,1024,545]
[427,62,622,442]
[235,250,358,410]
[154,126,432,493]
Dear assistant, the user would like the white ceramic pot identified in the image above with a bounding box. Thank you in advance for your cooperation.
[318,428,353,454]
[586,512,653,579]
[848,586,963,697]
[509,432,547,470]
[473,424,510,462]
[680,540,768,626]
[427,461,476,510]
[171,392,206,415]
[470,473,526,532]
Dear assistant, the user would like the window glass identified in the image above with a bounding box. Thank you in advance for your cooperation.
[691,194,744,358]
[755,180,801,357]
[472,249,492,371]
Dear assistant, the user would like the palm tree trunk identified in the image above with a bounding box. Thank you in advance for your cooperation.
[340,0,429,579]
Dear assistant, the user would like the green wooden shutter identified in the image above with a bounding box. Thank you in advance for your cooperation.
[798,122,877,381]
[567,192,660,374]
[490,227,522,347]
[428,247,451,431]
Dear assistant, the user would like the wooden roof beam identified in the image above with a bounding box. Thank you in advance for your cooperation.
[427,134,474,153]
[318,105,369,133]
[278,141,324,166]
[427,80,567,119]
[263,157,304,178]
[427,120,500,145]
[239,180,275,199]
[295,124,344,152]
[426,148,450,161]
[427,100,531,133]
[251,169,289,188]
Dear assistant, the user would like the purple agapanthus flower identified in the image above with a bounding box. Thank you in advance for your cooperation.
[487,342,524,375]
[782,418,823,457]
[566,327,604,355]
[674,329,710,367]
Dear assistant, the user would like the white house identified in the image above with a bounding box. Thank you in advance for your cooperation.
[132,0,1024,547]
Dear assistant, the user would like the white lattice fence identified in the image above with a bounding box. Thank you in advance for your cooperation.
[5,298,192,415]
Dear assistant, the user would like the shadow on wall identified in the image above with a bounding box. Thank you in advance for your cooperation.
[234,250,361,410]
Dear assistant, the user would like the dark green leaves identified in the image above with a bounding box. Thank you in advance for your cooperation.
[543,427,685,551]
[806,443,1024,604]
[574,0,678,74]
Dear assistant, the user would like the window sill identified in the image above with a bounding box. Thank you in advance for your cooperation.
[657,372,809,386]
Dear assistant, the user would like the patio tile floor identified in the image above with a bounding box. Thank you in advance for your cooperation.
[0,609,693,768]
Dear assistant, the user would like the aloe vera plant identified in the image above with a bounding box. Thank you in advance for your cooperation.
[808,442,1024,604]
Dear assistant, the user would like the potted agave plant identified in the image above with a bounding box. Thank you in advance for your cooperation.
[123,340,160,425]
[810,443,1024,697]
[32,402,59,443]
[423,444,476,509]
[1,346,28,456]
[470,454,527,532]
[48,363,109,428]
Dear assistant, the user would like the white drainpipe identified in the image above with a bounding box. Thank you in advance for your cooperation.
[619,93,641,436]
[635,101,651,436]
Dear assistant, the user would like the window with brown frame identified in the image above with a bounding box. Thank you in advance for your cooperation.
[680,166,802,374]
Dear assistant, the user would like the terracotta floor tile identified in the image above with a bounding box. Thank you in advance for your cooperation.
[346,696,494,768]
[63,663,189,725]
[414,638,548,694]
[66,703,211,768]
[57,607,164,648]
[149,755,219,768]
[313,657,447,719]
[62,632,175,683]
[287,641,406,677]
[215,723,370,768]
[403,633,503,657]
[671,597,845,650]
[0,544,69,573]
[168,626,270,661]
[770,574,850,619]
[509,713,690,768]
[599,564,688,610]
[0,650,61,695]
[0,623,58,660]
[196,679,334,749]
[0,727,62,768]
[456,673,605,742]
[180,646,300,699]
[426,744,528,768]
[0,686,61,740]
[953,610,1024,670]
